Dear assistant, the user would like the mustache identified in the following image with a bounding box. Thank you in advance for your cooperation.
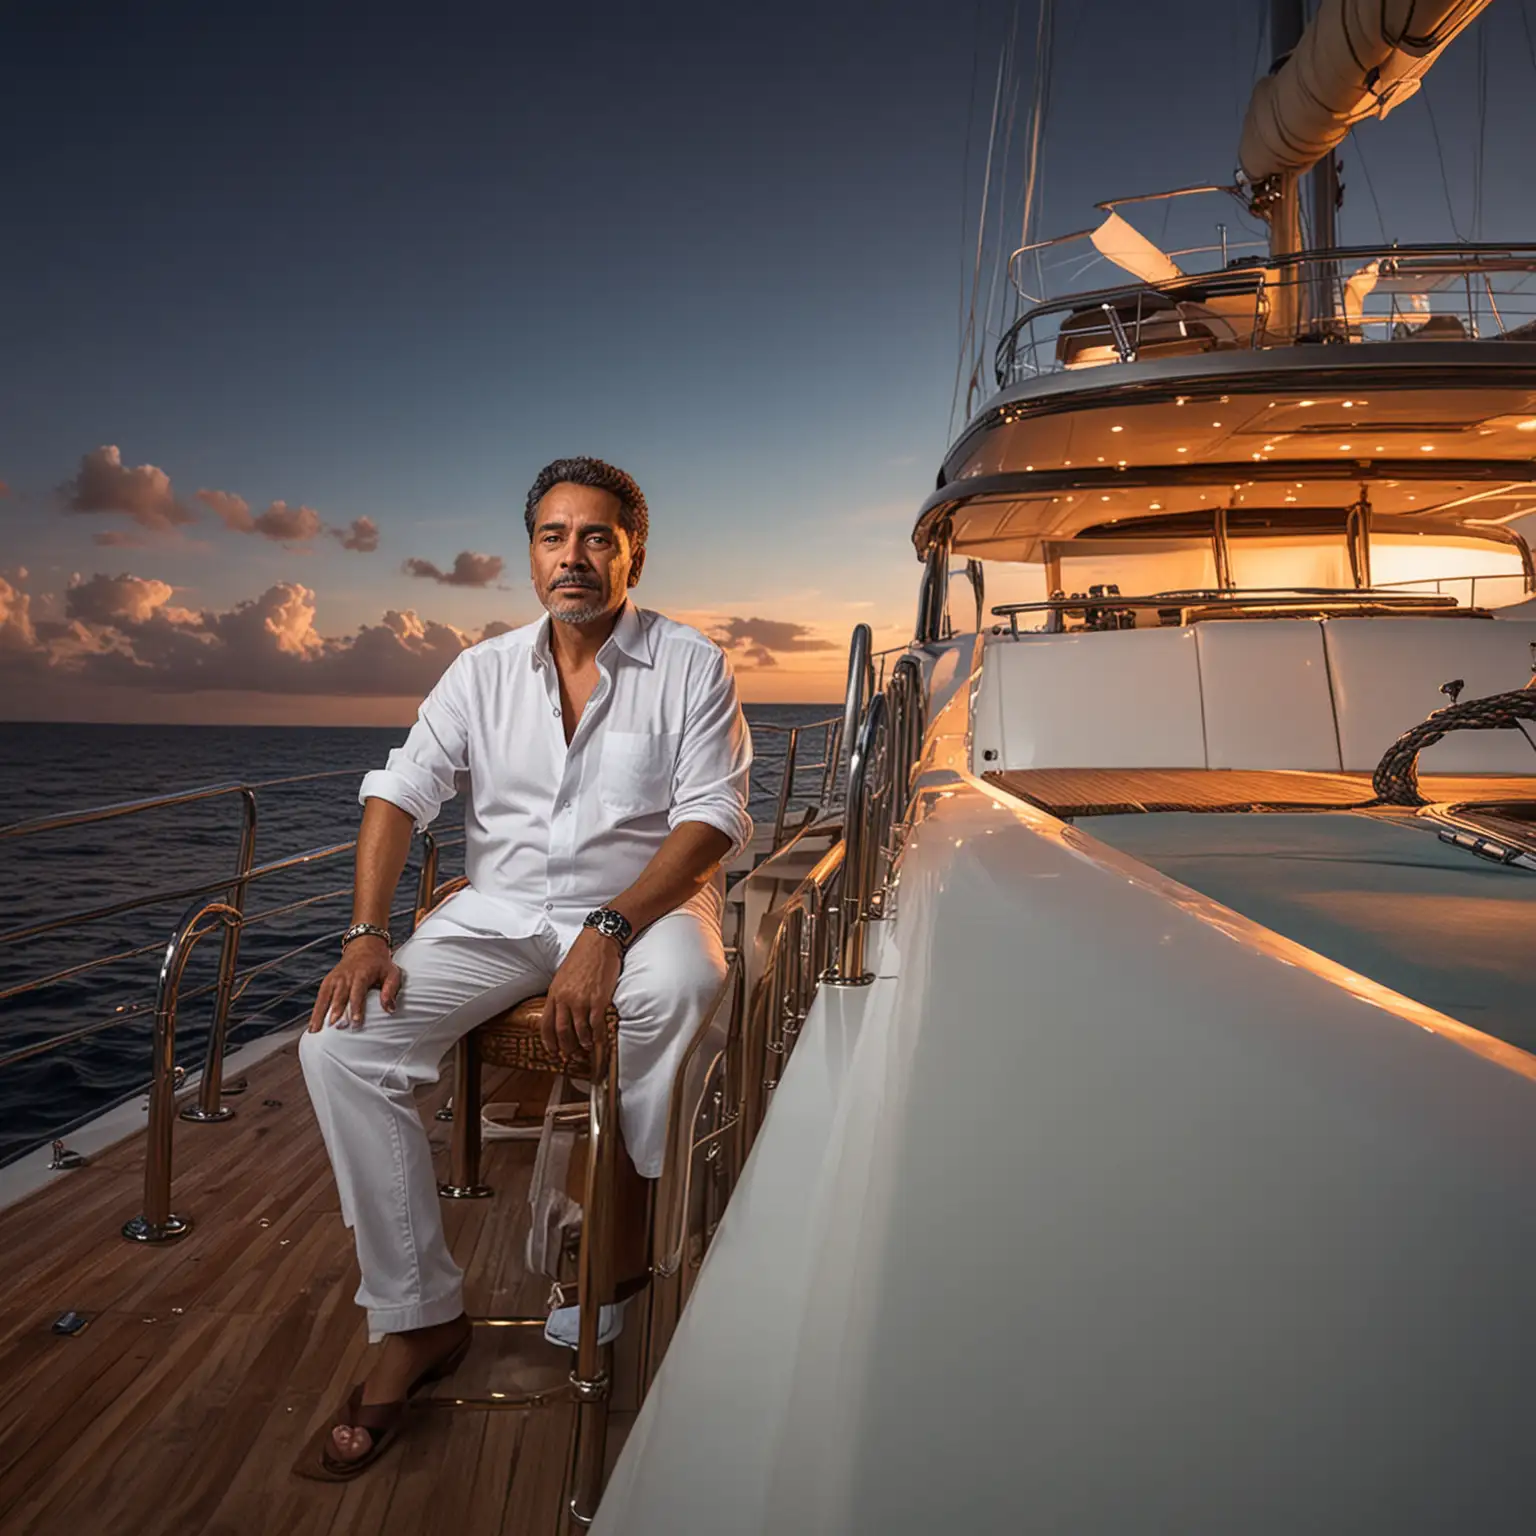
[551,576,600,591]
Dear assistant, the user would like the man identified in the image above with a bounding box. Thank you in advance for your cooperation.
[300,456,752,1477]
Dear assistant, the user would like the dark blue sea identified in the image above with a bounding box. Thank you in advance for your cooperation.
[0,708,837,1164]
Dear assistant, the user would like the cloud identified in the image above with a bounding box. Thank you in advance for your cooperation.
[65,572,186,627]
[198,486,372,551]
[0,568,514,698]
[403,551,505,587]
[332,516,379,553]
[711,615,838,668]
[478,619,517,641]
[0,572,37,652]
[196,489,253,531]
[61,446,193,532]
[251,500,324,544]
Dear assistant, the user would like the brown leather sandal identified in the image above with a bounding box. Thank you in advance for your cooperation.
[306,1323,472,1481]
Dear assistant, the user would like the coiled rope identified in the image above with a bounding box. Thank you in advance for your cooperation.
[1372,687,1536,805]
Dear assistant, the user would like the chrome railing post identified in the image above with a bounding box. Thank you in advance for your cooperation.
[828,693,887,987]
[840,623,873,796]
[772,727,800,852]
[183,788,258,1124]
[125,900,239,1243]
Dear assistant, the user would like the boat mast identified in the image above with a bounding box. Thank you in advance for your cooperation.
[1262,0,1308,339]
[1241,0,1494,340]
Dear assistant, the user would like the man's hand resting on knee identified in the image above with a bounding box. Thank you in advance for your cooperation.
[541,929,623,1059]
[309,936,403,1031]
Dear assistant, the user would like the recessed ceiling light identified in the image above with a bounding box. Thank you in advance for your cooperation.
[1111,424,1123,432]
[1339,444,1352,450]
[1420,444,1434,452]
[1025,464,1034,471]
[1177,446,1188,453]
[1299,399,1316,407]
[1518,419,1536,432]
[1212,421,1222,428]
[1097,455,1105,462]
[1375,446,1385,452]
[1150,502,1162,510]
[1101,495,1111,502]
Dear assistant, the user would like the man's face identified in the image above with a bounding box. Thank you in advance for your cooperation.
[529,481,643,627]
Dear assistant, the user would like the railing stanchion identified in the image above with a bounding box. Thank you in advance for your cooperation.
[183,789,259,1124]
[125,901,239,1243]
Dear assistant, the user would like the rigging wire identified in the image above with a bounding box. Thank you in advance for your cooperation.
[1421,83,1471,241]
[1347,127,1390,243]
[1016,0,1055,304]
[950,37,1009,439]
[1472,16,1488,240]
[951,2,984,440]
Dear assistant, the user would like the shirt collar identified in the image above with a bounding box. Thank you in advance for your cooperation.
[529,600,653,670]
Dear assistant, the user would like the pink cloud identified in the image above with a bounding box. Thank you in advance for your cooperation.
[251,500,324,544]
[402,551,505,587]
[332,515,380,553]
[60,446,194,531]
[195,489,253,531]
[0,569,519,698]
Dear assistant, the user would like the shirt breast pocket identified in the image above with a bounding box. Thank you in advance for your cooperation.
[599,730,679,818]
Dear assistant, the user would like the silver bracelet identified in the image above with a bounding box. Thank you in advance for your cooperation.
[341,921,392,951]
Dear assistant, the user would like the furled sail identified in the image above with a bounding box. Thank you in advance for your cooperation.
[1239,0,1493,181]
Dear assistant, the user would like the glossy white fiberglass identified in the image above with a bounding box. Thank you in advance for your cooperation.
[599,642,1536,1532]
[973,614,1536,773]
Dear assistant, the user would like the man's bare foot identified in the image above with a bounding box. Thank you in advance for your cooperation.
[329,1314,471,1464]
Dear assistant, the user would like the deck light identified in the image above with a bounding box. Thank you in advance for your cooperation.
[1101,495,1111,501]
[1299,399,1316,407]
[1177,446,1188,453]
[1176,396,1187,405]
[1420,444,1435,451]
[1339,444,1352,450]
[1111,424,1123,432]
[1150,501,1162,510]
[1518,419,1536,432]
[1343,399,1354,407]
[1212,421,1222,427]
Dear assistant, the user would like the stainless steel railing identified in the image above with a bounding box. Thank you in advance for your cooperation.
[747,715,844,852]
[994,241,1536,384]
[735,633,931,1154]
[0,773,461,1205]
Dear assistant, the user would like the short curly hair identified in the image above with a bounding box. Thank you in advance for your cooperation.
[523,457,649,554]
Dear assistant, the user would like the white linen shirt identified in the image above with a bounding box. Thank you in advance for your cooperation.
[359,603,753,938]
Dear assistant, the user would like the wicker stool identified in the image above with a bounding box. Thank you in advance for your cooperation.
[431,995,621,1530]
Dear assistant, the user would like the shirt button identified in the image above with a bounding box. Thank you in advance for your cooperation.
[543,902,553,912]
[553,707,561,717]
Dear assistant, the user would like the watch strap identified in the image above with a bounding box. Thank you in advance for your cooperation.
[342,921,393,951]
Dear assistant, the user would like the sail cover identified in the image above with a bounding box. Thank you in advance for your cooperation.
[1240,0,1492,181]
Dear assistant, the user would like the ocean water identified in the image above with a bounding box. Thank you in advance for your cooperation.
[0,707,837,1164]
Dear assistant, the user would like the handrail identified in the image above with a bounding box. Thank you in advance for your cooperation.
[829,693,889,986]
[123,898,241,1242]
[839,624,874,796]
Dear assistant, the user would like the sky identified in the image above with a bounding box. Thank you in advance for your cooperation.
[3,0,1534,721]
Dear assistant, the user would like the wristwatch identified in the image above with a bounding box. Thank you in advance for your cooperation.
[583,906,634,953]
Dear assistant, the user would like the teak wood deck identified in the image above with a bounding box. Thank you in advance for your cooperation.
[0,1041,637,1536]
[986,768,1536,817]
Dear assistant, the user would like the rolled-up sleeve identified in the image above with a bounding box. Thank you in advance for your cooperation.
[358,652,471,831]
[670,644,754,857]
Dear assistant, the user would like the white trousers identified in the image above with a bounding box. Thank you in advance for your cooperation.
[299,902,726,1341]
